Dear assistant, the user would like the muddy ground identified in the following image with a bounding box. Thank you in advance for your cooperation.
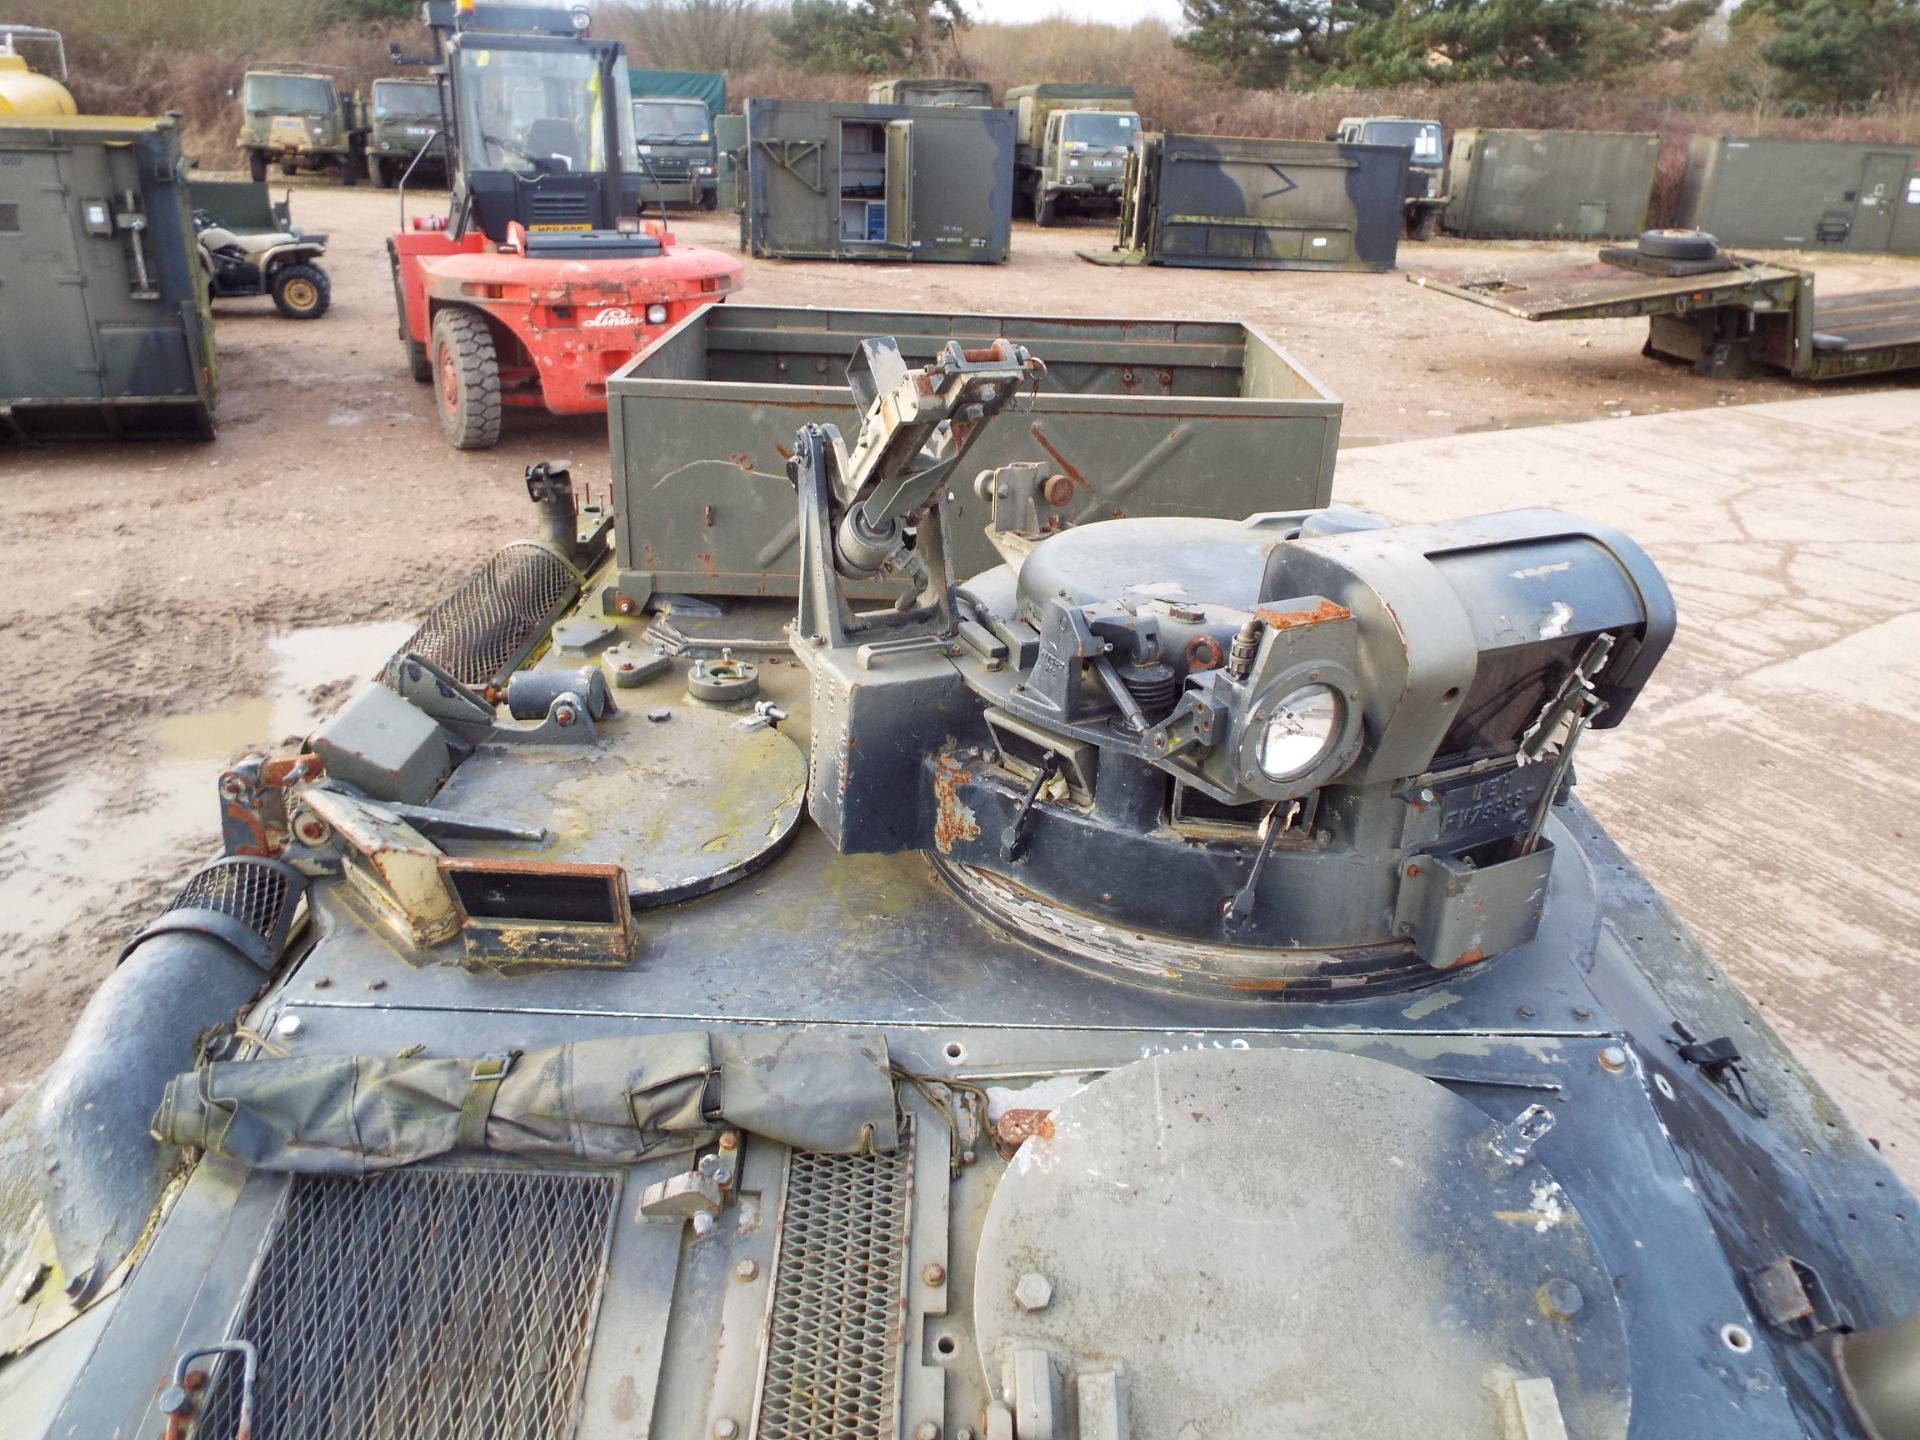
[0,183,1913,1129]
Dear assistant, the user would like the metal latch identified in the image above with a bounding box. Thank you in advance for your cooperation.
[1668,1021,1768,1117]
[1747,1255,1846,1337]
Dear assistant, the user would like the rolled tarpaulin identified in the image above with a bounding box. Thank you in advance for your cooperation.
[152,1029,898,1174]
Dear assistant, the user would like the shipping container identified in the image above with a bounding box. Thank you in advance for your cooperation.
[0,115,214,441]
[1443,128,1659,241]
[1676,136,1920,255]
[606,303,1341,605]
[1099,133,1407,271]
[743,98,1014,263]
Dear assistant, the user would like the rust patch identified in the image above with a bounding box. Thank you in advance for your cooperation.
[1447,947,1488,970]
[1185,634,1225,672]
[931,755,981,854]
[996,1108,1055,1148]
[729,453,753,471]
[1255,599,1351,631]
[1028,427,1088,488]
[1226,975,1293,992]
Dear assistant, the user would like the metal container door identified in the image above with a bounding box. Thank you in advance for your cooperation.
[0,148,101,404]
[884,119,913,249]
[1855,152,1908,252]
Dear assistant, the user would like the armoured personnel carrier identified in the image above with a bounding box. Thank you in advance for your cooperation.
[2,339,1918,1440]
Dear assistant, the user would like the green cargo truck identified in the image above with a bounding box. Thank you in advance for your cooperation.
[1676,137,1920,256]
[867,77,994,107]
[367,77,447,188]
[0,114,215,441]
[1443,128,1659,241]
[604,303,1340,607]
[1410,228,1920,382]
[1005,81,1139,226]
[1334,115,1446,240]
[1094,133,1408,271]
[236,65,370,185]
[743,98,1014,263]
[632,94,719,210]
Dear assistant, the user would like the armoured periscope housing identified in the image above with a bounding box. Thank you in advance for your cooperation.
[2,339,1918,1440]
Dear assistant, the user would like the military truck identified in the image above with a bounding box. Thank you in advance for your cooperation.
[367,76,447,188]
[1005,80,1139,226]
[7,332,1920,1440]
[867,76,994,107]
[631,94,719,210]
[1334,115,1446,240]
[236,64,369,185]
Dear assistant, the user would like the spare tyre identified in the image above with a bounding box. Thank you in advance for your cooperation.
[1639,228,1719,261]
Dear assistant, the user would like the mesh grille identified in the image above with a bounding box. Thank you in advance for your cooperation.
[196,1168,618,1440]
[165,857,296,945]
[383,541,578,690]
[529,193,592,225]
[757,1140,912,1440]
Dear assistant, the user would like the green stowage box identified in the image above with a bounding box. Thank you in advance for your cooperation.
[1676,136,1920,255]
[607,304,1342,604]
[1113,133,1408,271]
[1443,128,1659,241]
[0,115,215,442]
[744,98,1014,264]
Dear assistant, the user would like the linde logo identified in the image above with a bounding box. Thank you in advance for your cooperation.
[582,307,638,329]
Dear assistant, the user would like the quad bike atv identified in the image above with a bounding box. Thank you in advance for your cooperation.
[194,206,331,320]
[387,0,743,450]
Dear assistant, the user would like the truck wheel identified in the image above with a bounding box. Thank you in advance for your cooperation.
[1409,208,1439,242]
[432,308,503,450]
[281,161,300,179]
[1638,228,1718,261]
[371,156,391,189]
[701,187,718,212]
[248,151,266,183]
[271,263,331,320]
[1033,188,1056,227]
[340,152,363,187]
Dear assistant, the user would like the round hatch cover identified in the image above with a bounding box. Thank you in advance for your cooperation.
[436,698,805,907]
[973,1048,1630,1439]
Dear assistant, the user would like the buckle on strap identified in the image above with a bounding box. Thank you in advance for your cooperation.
[472,1052,516,1083]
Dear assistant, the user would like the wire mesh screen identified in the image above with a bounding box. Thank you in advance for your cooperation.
[196,1167,618,1440]
[382,541,578,691]
[165,856,299,951]
[756,1137,912,1440]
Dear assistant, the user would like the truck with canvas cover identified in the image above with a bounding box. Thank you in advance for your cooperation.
[1410,227,1920,382]
[631,93,719,210]
[743,98,1013,263]
[8,330,1920,1440]
[1094,133,1408,271]
[867,76,994,107]
[604,303,1341,606]
[236,65,370,185]
[1005,80,1139,225]
[1334,115,1445,239]
[0,114,215,441]
[1443,127,1659,241]
[0,24,75,116]
[1675,136,1920,256]
[387,0,743,449]
[368,77,448,188]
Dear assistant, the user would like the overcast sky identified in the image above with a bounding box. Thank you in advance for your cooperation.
[961,0,1187,25]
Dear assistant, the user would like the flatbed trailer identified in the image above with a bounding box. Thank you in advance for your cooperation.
[1409,242,1920,382]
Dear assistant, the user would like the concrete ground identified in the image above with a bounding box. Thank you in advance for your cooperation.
[1338,394,1920,1179]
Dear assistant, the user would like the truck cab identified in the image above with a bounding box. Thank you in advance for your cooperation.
[1335,114,1446,239]
[1007,81,1138,226]
[368,77,447,188]
[631,95,718,210]
[237,67,369,185]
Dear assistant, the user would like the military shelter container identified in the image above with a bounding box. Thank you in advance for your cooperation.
[714,111,747,213]
[1108,133,1407,271]
[0,115,214,441]
[606,303,1341,603]
[1675,136,1920,255]
[866,77,994,107]
[1443,128,1658,240]
[743,98,1014,263]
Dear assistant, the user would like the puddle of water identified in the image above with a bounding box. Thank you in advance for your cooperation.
[0,620,416,948]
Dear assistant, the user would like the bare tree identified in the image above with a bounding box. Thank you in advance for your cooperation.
[606,0,774,73]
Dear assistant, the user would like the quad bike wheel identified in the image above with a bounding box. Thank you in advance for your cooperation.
[247,151,267,183]
[271,263,331,320]
[432,307,503,450]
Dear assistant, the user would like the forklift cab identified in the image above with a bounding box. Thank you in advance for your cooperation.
[444,29,643,245]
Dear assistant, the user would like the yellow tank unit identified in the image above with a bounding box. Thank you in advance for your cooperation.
[0,25,77,116]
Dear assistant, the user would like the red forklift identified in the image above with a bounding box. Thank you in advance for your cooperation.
[388,1,744,449]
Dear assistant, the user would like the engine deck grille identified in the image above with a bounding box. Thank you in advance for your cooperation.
[196,1167,618,1440]
[756,1137,912,1440]
[382,540,578,691]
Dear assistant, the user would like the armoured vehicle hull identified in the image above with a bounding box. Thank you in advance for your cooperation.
[0,114,215,442]
[1676,136,1920,255]
[743,99,1015,263]
[3,335,1917,1440]
[1443,128,1659,241]
[1096,133,1408,271]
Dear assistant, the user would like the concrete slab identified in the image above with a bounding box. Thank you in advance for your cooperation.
[1337,392,1920,1186]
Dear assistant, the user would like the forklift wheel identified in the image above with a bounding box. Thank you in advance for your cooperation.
[271,263,331,320]
[432,308,503,451]
[248,151,267,183]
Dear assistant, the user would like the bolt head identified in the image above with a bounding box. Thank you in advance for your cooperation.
[1598,1045,1628,1073]
[158,1385,192,1417]
[274,1012,304,1040]
[1540,1277,1585,1319]
[922,1262,946,1286]
[713,1420,739,1440]
[735,1259,759,1282]
[691,1212,716,1239]
[1014,1272,1053,1312]
[917,1423,942,1440]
